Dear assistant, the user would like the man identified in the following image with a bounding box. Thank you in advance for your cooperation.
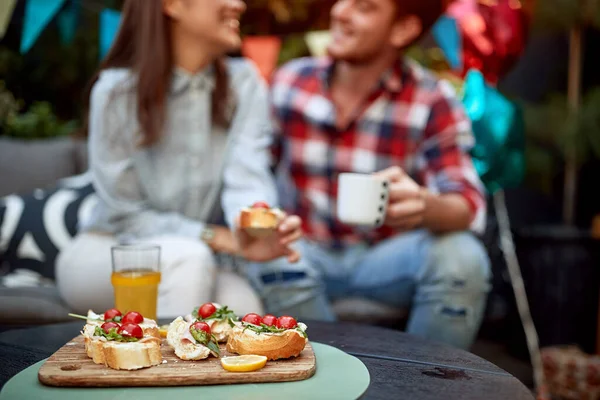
[248,0,491,350]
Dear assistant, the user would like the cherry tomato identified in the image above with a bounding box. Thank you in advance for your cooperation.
[252,202,270,209]
[122,311,144,324]
[242,313,263,326]
[198,303,217,319]
[103,308,122,321]
[118,323,143,339]
[191,321,211,335]
[262,314,277,326]
[101,321,120,333]
[276,316,297,330]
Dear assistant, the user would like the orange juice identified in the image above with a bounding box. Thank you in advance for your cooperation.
[111,270,161,321]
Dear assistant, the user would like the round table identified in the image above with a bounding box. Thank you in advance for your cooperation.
[0,320,533,399]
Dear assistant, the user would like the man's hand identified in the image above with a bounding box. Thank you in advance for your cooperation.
[235,213,303,263]
[374,166,426,231]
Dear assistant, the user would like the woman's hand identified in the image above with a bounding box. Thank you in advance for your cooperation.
[207,225,240,255]
[235,214,303,263]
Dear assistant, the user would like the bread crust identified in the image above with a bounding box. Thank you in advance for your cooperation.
[226,325,307,360]
[102,337,162,370]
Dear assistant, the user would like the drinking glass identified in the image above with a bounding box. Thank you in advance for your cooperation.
[111,244,161,321]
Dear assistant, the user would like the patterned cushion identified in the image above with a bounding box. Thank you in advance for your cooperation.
[0,173,98,280]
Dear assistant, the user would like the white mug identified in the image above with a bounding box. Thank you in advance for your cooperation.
[336,173,389,227]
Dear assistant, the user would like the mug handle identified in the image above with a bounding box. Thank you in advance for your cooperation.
[375,180,389,227]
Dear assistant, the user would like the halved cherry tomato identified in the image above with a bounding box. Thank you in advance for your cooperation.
[252,202,270,209]
[198,303,217,319]
[118,323,143,339]
[262,314,277,326]
[122,311,144,324]
[191,321,211,335]
[104,308,122,321]
[242,313,263,326]
[101,321,120,333]
[276,316,297,330]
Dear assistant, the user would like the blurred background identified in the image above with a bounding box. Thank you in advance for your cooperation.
[1,0,600,397]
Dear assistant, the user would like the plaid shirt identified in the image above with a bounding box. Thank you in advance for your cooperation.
[270,57,486,249]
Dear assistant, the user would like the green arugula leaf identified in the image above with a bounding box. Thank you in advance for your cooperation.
[242,322,286,335]
[206,336,221,357]
[93,326,139,342]
[69,313,102,322]
[198,305,239,322]
[241,322,308,338]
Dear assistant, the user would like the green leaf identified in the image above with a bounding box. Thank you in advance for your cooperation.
[197,305,239,323]
[206,338,221,357]
[93,326,139,342]
[68,313,101,322]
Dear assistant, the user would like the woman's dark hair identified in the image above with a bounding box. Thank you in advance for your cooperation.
[83,0,230,146]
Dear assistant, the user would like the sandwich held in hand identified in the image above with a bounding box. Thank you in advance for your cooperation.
[240,202,285,238]
[185,302,239,342]
[72,309,162,370]
[227,313,308,360]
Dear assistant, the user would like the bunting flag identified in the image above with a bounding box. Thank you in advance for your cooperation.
[305,30,331,57]
[432,15,462,69]
[57,0,80,45]
[0,0,17,40]
[241,36,282,82]
[99,8,121,59]
[21,0,67,53]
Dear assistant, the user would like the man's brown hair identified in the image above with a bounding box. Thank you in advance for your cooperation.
[394,0,449,44]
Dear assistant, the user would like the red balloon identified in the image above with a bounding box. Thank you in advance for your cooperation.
[448,0,529,84]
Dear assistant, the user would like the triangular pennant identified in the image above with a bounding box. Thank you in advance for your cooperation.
[0,0,17,40]
[432,15,462,69]
[305,30,331,57]
[241,36,282,81]
[58,0,80,45]
[99,8,121,59]
[20,0,67,53]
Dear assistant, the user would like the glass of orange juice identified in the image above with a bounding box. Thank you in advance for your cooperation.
[111,244,161,321]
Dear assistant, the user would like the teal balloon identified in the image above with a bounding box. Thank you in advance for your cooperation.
[20,0,67,53]
[99,9,121,60]
[462,69,525,194]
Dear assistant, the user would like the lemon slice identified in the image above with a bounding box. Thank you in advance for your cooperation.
[220,355,268,372]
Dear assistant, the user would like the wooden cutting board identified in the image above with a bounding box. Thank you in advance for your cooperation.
[38,335,316,387]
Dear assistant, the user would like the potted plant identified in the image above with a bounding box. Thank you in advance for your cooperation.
[507,0,600,358]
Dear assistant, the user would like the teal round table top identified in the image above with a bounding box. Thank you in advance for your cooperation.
[0,342,370,400]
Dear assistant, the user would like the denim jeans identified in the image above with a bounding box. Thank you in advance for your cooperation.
[246,230,491,350]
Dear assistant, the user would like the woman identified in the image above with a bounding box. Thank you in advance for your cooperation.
[56,0,302,318]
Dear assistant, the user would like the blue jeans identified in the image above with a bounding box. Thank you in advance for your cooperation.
[246,230,491,350]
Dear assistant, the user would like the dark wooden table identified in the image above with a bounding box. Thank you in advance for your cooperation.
[0,320,534,399]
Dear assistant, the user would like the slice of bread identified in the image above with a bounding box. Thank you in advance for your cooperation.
[239,208,283,237]
[166,316,213,360]
[208,319,232,343]
[81,323,161,370]
[226,324,307,360]
[102,337,162,370]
